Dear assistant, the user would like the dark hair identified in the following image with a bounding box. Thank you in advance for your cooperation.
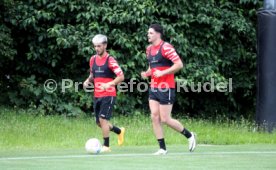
[149,23,164,37]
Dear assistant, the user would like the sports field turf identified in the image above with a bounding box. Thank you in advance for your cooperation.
[1,144,276,170]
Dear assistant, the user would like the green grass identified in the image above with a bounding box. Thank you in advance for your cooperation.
[1,108,276,169]
[0,107,276,151]
[1,145,276,170]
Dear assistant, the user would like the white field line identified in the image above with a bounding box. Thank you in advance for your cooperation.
[1,151,276,161]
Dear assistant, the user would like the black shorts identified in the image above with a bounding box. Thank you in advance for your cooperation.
[94,96,116,123]
[149,88,175,105]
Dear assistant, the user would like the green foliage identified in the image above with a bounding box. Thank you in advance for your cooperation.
[0,24,16,64]
[7,75,90,116]
[0,0,262,118]
[0,1,17,102]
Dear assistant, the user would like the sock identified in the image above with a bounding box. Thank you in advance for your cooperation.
[181,128,192,139]
[103,137,109,147]
[157,138,166,150]
[110,126,121,135]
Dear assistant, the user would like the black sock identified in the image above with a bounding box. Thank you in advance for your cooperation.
[157,138,166,150]
[181,128,192,138]
[110,126,121,135]
[103,137,109,147]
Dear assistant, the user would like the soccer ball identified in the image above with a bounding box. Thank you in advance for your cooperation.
[85,138,101,154]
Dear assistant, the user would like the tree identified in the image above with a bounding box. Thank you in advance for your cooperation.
[1,0,262,118]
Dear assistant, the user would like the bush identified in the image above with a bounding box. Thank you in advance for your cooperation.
[1,0,261,118]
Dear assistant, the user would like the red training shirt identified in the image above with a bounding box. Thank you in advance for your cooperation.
[89,53,123,97]
[146,40,180,88]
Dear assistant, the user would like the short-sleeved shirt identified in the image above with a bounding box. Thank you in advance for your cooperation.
[146,40,180,88]
[89,53,123,97]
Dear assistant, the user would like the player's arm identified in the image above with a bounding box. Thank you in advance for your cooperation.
[141,47,152,79]
[107,74,124,86]
[83,56,94,88]
[161,59,183,75]
[154,59,183,78]
[153,43,183,78]
[83,73,93,88]
[141,67,151,79]
[108,57,124,85]
[100,57,124,89]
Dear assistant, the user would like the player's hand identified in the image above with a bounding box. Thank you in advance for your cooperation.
[141,71,148,79]
[83,79,91,88]
[100,82,113,90]
[153,70,164,78]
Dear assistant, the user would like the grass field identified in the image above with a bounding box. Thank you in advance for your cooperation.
[1,108,276,169]
[1,145,276,170]
[1,108,276,150]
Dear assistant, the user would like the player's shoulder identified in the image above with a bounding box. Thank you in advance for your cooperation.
[146,44,153,51]
[162,42,174,49]
[89,55,97,61]
[89,55,97,66]
[107,55,119,64]
[108,55,117,61]
[108,54,115,59]
[146,45,152,56]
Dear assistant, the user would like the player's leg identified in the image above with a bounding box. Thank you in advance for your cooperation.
[107,97,125,146]
[98,119,111,152]
[150,99,167,155]
[159,104,183,131]
[109,122,125,146]
[100,96,125,146]
[157,89,183,131]
[159,106,196,152]
[150,100,163,139]
[94,97,101,128]
[99,117,111,147]
[159,89,197,152]
[97,97,112,152]
[149,88,167,155]
[149,88,163,140]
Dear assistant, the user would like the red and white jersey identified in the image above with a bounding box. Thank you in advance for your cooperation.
[89,52,123,97]
[146,40,180,88]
